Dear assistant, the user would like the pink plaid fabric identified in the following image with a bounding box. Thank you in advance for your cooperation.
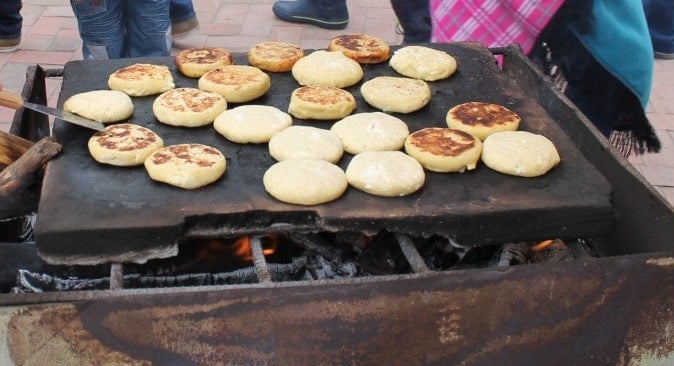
[431,0,565,54]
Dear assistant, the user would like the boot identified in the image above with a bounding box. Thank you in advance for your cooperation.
[272,0,349,30]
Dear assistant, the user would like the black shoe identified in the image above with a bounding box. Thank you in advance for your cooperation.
[0,36,20,53]
[655,51,674,60]
[272,0,348,30]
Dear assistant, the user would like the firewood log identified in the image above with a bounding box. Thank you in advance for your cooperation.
[0,131,34,169]
[0,136,61,202]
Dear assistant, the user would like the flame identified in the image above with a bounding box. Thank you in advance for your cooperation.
[263,233,279,256]
[531,239,554,253]
[231,236,252,261]
[230,235,278,261]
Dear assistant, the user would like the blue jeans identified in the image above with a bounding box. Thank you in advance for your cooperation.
[70,0,170,60]
[170,0,196,24]
[0,0,22,39]
[390,0,430,43]
[643,0,674,54]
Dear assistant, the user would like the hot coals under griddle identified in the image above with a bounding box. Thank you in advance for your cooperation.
[7,225,597,293]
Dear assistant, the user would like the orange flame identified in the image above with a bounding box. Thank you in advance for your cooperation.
[231,236,252,261]
[230,235,278,261]
[531,239,554,253]
[263,234,279,256]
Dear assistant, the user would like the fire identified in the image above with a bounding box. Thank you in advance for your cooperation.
[232,236,252,260]
[263,233,279,256]
[263,245,277,256]
[531,239,554,253]
[230,235,278,261]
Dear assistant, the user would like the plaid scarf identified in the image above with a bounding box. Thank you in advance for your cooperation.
[430,0,565,54]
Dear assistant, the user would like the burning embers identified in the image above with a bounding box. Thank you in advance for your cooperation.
[192,235,278,270]
[10,232,596,293]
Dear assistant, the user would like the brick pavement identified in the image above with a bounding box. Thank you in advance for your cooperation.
[0,0,672,206]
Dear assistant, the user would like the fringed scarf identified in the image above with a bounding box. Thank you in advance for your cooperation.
[430,0,660,157]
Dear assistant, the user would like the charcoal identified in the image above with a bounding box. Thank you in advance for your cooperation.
[497,243,530,267]
[15,269,110,292]
[13,261,308,292]
[304,254,359,280]
[355,231,410,275]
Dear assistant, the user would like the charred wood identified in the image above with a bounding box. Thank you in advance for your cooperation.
[288,232,405,275]
[530,239,574,263]
[566,239,596,259]
[334,232,371,250]
[498,243,530,267]
[304,255,358,280]
[0,131,34,169]
[13,262,306,292]
[286,233,347,260]
[0,136,61,204]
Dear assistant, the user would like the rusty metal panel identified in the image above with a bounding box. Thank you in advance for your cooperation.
[11,65,50,142]
[498,45,674,256]
[2,254,673,365]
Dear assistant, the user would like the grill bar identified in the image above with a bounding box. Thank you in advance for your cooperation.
[396,233,430,274]
[109,263,123,290]
[250,236,272,283]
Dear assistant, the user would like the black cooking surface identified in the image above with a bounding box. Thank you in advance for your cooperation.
[35,42,613,264]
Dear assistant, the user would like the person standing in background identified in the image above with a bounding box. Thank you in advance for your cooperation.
[271,0,431,40]
[390,0,431,44]
[430,0,659,156]
[643,0,674,59]
[170,0,199,38]
[0,0,22,53]
[272,0,349,30]
[528,0,659,156]
[70,0,171,60]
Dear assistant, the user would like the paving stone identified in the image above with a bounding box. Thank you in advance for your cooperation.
[640,165,674,187]
[30,16,67,37]
[640,147,674,168]
[42,6,75,17]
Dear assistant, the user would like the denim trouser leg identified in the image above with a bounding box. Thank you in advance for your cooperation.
[70,0,126,60]
[390,0,431,43]
[643,0,674,54]
[71,0,170,59]
[170,0,197,24]
[0,0,22,39]
[125,0,171,58]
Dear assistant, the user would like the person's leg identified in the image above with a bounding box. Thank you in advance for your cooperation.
[125,0,171,58]
[643,0,674,58]
[170,0,199,38]
[390,0,430,43]
[70,0,126,60]
[272,0,348,30]
[0,0,22,52]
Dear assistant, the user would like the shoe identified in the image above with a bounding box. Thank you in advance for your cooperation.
[172,17,200,39]
[0,36,20,53]
[171,32,207,50]
[272,0,348,30]
[654,51,674,60]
